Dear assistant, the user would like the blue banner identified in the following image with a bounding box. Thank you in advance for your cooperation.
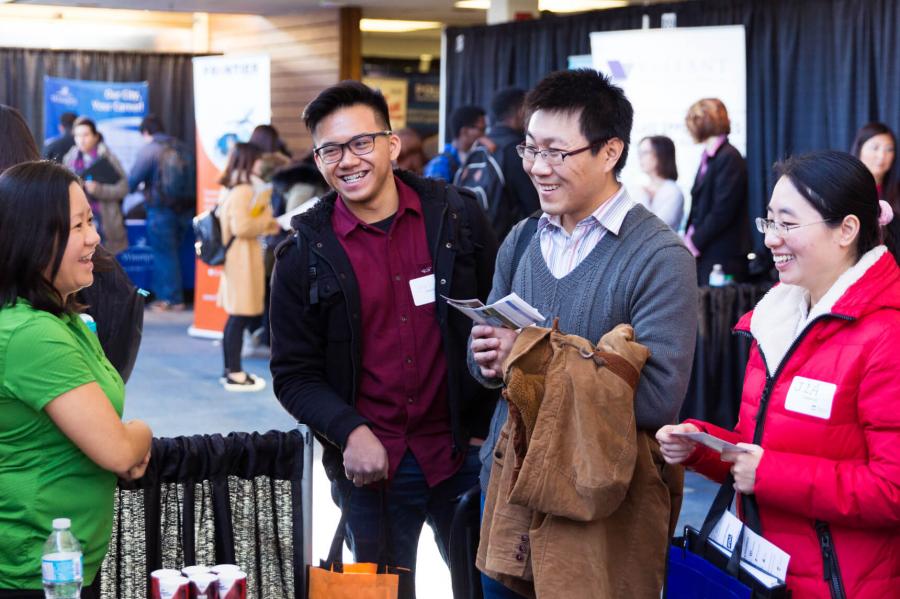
[43,76,149,173]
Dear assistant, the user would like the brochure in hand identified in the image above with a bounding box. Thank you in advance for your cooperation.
[671,431,749,454]
[442,292,544,329]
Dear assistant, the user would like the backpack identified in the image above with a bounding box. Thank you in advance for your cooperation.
[157,139,196,210]
[193,204,234,266]
[453,143,515,238]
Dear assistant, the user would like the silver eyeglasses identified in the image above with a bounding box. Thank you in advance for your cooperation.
[313,130,392,164]
[755,217,829,237]
[516,140,605,166]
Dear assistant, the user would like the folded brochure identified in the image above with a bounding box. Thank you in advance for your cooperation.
[442,292,544,329]
[671,431,749,454]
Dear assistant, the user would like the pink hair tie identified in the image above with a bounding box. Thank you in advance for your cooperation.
[878,200,894,226]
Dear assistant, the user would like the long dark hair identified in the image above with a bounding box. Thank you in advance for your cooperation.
[774,150,891,261]
[642,135,678,181]
[217,143,262,188]
[851,122,899,209]
[73,116,103,142]
[0,161,82,315]
[0,104,40,173]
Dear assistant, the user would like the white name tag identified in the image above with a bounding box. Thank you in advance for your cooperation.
[784,376,836,419]
[409,274,435,306]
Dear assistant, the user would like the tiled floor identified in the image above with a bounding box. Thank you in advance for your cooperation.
[125,309,718,598]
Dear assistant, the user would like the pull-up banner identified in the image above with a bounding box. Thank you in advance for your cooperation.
[190,54,271,337]
[591,26,747,227]
[43,76,149,173]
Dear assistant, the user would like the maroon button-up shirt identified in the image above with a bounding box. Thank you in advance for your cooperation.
[332,177,462,486]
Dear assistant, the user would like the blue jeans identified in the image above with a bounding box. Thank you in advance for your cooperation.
[146,205,193,304]
[480,492,527,599]
[331,446,480,599]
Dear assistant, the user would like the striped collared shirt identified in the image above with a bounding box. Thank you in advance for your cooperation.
[538,186,634,279]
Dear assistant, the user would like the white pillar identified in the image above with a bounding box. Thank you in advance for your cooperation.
[487,0,539,25]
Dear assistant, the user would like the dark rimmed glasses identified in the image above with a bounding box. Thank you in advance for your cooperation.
[516,140,606,166]
[313,130,392,164]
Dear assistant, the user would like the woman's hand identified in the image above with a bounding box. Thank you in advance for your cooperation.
[120,448,151,481]
[722,443,764,494]
[656,422,700,464]
[84,180,99,194]
[471,325,519,379]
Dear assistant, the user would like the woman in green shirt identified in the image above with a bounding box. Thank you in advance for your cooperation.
[0,161,153,597]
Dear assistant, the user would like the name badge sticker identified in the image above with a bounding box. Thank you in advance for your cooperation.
[409,274,436,306]
[784,376,836,419]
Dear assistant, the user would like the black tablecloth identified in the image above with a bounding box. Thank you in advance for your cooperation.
[680,283,773,429]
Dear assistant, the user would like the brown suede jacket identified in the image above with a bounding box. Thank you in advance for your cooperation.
[477,323,684,599]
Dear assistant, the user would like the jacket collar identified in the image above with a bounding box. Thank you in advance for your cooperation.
[292,169,450,252]
[736,246,899,373]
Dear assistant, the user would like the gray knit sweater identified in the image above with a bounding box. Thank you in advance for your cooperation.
[470,203,699,489]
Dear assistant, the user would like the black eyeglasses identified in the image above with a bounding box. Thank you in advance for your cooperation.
[313,130,392,164]
[516,140,606,166]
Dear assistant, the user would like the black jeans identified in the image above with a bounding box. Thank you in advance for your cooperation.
[222,314,260,374]
[331,446,481,599]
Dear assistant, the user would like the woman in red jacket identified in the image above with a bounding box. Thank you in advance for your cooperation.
[658,150,900,598]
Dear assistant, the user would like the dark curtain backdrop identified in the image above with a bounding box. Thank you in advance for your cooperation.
[445,0,900,252]
[0,47,200,149]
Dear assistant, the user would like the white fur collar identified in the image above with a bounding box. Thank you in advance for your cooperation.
[750,245,887,375]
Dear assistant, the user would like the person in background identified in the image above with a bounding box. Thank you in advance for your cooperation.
[128,115,194,312]
[0,161,152,598]
[249,123,292,160]
[424,104,486,181]
[395,127,427,174]
[216,142,280,392]
[683,98,751,284]
[635,135,684,231]
[42,111,78,163]
[658,150,900,598]
[0,104,41,174]
[62,117,129,255]
[484,87,540,227]
[852,122,900,257]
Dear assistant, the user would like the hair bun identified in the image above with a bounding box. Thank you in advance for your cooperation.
[878,199,894,226]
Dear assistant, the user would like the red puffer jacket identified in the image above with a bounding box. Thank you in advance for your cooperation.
[685,247,900,599]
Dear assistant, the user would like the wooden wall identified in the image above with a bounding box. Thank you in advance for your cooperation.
[209,8,359,157]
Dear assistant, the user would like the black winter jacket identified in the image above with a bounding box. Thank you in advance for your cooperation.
[269,170,499,481]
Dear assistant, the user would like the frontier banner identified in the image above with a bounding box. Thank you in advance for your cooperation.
[190,54,271,337]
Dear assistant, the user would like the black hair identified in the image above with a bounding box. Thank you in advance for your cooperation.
[0,161,82,315]
[0,104,40,174]
[774,150,886,260]
[449,105,485,139]
[850,122,899,210]
[139,114,165,135]
[526,69,633,175]
[73,116,103,143]
[59,112,77,131]
[303,80,391,136]
[490,87,526,123]
[642,135,678,181]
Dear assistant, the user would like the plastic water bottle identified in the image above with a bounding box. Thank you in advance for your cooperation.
[708,264,726,287]
[42,518,82,599]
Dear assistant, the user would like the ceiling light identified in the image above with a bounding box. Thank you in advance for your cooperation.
[538,0,629,12]
[359,18,442,33]
[454,0,490,9]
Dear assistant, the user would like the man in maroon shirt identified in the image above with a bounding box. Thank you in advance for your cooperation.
[269,81,498,598]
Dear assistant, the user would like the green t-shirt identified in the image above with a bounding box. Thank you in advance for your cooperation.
[0,300,125,589]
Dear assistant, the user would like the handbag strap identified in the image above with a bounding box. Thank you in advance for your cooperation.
[324,485,396,573]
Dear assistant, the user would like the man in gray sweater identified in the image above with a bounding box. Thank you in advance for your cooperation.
[470,69,698,599]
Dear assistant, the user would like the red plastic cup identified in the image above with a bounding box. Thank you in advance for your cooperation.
[188,572,219,599]
[216,570,247,599]
[150,570,189,599]
[209,564,242,575]
[181,565,210,578]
